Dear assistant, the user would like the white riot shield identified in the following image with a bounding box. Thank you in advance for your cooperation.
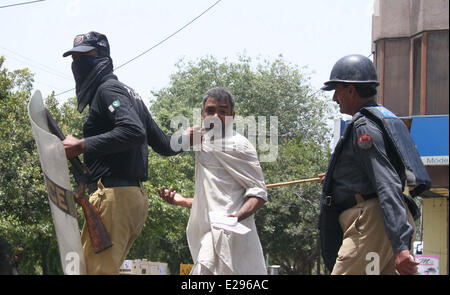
[28,90,86,275]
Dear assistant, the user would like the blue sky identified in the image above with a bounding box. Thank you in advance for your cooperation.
[0,0,375,106]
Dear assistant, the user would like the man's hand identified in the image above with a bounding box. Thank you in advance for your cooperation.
[227,196,266,222]
[157,186,192,208]
[394,250,419,275]
[62,135,85,159]
[157,186,177,205]
[318,172,326,184]
[183,125,203,147]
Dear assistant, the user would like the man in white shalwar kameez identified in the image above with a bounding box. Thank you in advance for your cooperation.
[158,87,268,275]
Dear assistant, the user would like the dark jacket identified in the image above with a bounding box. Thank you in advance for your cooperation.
[83,74,180,183]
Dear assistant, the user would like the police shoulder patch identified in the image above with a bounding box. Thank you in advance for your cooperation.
[112,99,120,108]
[357,133,373,150]
[108,99,121,112]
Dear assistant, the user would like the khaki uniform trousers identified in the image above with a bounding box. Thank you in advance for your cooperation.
[331,196,416,275]
[81,180,148,275]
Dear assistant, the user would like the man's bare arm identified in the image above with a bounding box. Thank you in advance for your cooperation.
[157,186,192,208]
[228,196,266,222]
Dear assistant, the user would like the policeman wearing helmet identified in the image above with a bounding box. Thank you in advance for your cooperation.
[318,54,430,275]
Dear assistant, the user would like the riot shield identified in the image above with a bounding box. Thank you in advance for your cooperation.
[28,90,86,275]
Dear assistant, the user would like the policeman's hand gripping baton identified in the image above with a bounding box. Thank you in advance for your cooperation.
[45,109,113,254]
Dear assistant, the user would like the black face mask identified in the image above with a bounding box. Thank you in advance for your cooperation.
[71,55,107,86]
[71,55,114,113]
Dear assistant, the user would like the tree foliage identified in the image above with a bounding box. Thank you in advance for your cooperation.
[0,57,87,274]
[0,57,63,274]
[127,154,194,275]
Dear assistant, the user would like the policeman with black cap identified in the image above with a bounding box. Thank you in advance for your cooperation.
[61,31,186,274]
[318,54,431,275]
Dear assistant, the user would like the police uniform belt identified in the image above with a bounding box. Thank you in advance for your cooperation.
[325,193,377,211]
[87,176,140,194]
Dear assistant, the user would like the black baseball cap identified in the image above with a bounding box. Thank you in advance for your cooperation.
[63,31,110,57]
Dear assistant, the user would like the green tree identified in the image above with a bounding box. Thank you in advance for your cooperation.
[126,154,194,274]
[0,57,63,274]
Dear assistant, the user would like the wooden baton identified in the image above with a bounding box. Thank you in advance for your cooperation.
[266,177,321,189]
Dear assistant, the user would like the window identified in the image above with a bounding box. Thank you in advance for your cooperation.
[383,38,410,117]
[426,31,449,115]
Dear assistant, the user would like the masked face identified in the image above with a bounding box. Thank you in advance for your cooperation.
[71,55,106,86]
[70,51,113,113]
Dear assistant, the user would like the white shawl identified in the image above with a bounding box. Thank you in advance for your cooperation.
[186,131,268,275]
